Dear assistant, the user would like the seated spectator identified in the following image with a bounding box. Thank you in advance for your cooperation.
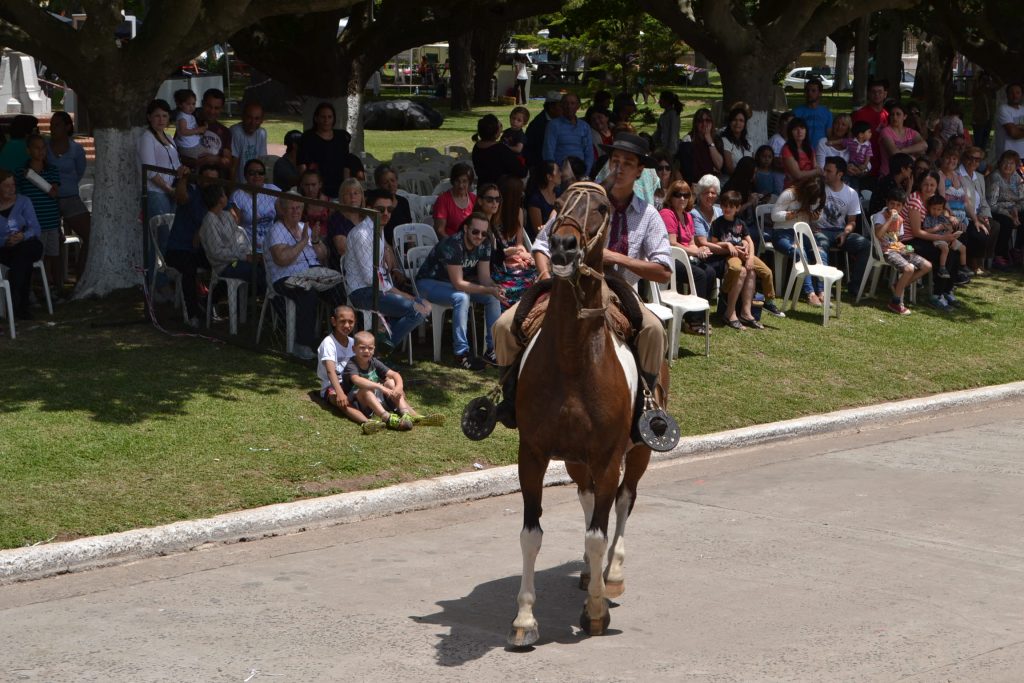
[487,177,537,308]
[199,183,266,293]
[753,145,782,198]
[586,106,614,159]
[903,170,960,310]
[871,189,931,315]
[523,93,561,168]
[372,165,413,245]
[844,120,873,190]
[273,130,302,192]
[772,175,828,305]
[432,162,476,240]
[689,173,723,240]
[17,134,61,295]
[173,89,206,162]
[229,158,280,253]
[0,169,44,320]
[297,169,331,241]
[650,151,678,209]
[229,101,268,184]
[720,106,753,180]
[0,114,38,173]
[817,156,871,294]
[472,114,527,187]
[722,156,764,233]
[769,111,794,193]
[660,179,717,334]
[922,194,971,280]
[317,304,359,420]
[817,114,852,169]
[343,189,430,353]
[327,178,365,269]
[781,117,822,188]
[878,103,927,177]
[869,153,914,216]
[343,331,439,434]
[415,212,504,371]
[265,191,346,360]
[705,191,780,330]
[938,149,988,274]
[45,111,90,277]
[987,150,1024,269]
[958,147,995,265]
[524,161,561,238]
[164,165,219,326]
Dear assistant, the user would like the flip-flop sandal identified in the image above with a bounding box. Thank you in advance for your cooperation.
[738,316,764,329]
[725,319,745,331]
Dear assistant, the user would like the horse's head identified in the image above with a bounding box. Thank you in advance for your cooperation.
[548,181,611,280]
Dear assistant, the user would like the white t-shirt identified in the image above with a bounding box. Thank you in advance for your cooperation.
[819,183,861,231]
[230,125,269,183]
[815,138,848,169]
[516,61,529,81]
[174,111,200,149]
[996,103,1024,156]
[317,333,355,395]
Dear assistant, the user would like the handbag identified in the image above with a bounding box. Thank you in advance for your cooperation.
[284,266,343,292]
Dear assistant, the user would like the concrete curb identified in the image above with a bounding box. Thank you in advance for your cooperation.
[3,380,1023,584]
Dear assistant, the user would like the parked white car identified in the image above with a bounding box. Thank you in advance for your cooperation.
[783,68,834,91]
[900,72,915,95]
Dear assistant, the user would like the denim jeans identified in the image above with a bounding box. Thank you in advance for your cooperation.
[814,229,870,293]
[349,286,426,348]
[771,227,825,295]
[415,278,500,356]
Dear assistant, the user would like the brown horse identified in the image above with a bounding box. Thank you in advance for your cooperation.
[507,181,662,647]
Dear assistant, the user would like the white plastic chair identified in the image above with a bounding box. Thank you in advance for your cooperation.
[392,223,438,268]
[406,245,478,362]
[398,170,433,196]
[657,245,711,358]
[392,152,420,168]
[445,145,470,159]
[79,183,93,211]
[206,271,249,335]
[1,260,55,316]
[856,222,921,305]
[756,203,786,288]
[634,280,674,360]
[147,213,186,320]
[431,178,452,196]
[255,285,297,354]
[415,147,443,162]
[783,221,843,325]
[0,266,16,338]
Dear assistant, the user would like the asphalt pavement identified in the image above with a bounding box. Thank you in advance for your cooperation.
[2,398,1023,682]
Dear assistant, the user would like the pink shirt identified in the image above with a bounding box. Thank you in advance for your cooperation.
[851,105,889,177]
[432,190,477,237]
[878,126,918,177]
[659,207,695,246]
[900,192,926,242]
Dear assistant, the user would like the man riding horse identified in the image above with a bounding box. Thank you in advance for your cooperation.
[467,133,676,448]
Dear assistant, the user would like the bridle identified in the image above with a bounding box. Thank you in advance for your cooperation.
[549,181,611,318]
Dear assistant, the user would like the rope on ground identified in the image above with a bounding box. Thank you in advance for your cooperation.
[134,265,224,344]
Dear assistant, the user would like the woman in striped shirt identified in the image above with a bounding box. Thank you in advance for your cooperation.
[17,134,61,296]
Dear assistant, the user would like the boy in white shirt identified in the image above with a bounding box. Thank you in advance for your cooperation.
[871,189,931,315]
[317,305,361,421]
[173,89,206,160]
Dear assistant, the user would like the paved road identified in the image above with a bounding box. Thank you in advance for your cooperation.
[3,400,1023,683]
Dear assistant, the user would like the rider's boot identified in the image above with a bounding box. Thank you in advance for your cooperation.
[494,362,519,429]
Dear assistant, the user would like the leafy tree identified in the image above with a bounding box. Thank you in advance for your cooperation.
[927,0,1024,85]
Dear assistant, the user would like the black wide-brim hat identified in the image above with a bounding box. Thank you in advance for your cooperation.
[599,133,653,167]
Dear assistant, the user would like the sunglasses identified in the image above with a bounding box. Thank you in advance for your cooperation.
[480,195,501,202]
[656,165,672,171]
[246,170,266,176]
[468,228,488,237]
[373,205,394,213]
[671,191,691,199]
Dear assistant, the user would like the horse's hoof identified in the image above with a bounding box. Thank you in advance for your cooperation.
[579,608,611,636]
[507,624,540,648]
[604,580,624,598]
[578,573,590,591]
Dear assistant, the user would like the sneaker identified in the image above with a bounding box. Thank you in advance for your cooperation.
[929,294,950,312]
[409,413,445,426]
[385,413,413,431]
[887,301,911,316]
[953,271,972,285]
[482,348,498,365]
[762,300,786,318]
[937,265,950,279]
[944,292,961,308]
[362,419,385,435]
[292,344,315,361]
[456,354,485,371]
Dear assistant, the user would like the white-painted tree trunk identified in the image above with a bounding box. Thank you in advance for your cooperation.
[73,127,144,299]
[747,109,770,151]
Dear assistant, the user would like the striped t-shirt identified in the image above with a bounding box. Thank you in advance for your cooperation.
[16,164,61,231]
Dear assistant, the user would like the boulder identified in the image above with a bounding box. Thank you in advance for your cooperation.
[362,99,444,130]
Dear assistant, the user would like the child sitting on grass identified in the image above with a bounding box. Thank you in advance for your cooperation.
[923,194,970,282]
[318,305,363,422]
[343,330,442,434]
[871,189,932,316]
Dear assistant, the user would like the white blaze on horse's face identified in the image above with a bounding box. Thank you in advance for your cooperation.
[547,183,610,280]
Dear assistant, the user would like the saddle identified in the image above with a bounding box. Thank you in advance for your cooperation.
[512,273,645,346]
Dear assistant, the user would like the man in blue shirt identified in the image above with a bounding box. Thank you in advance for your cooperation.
[794,78,833,149]
[542,93,595,172]
[164,164,220,326]
[523,92,561,168]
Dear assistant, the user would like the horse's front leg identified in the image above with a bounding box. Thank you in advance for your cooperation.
[580,464,620,636]
[604,444,650,598]
[567,463,594,591]
[508,454,549,648]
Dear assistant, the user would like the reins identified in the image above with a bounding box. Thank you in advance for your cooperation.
[550,182,611,319]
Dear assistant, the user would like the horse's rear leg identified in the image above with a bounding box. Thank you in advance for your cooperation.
[508,455,548,648]
[604,445,651,598]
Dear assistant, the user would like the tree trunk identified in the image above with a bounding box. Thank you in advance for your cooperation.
[913,33,954,125]
[874,12,905,94]
[852,14,871,107]
[470,24,504,106]
[691,52,710,87]
[448,30,474,112]
[833,38,853,92]
[73,127,143,298]
[718,53,780,150]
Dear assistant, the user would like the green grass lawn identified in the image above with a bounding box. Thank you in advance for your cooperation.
[2,270,1023,549]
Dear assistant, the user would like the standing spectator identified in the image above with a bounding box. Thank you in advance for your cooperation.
[472,114,526,187]
[230,102,268,184]
[986,150,1024,269]
[720,105,753,180]
[229,158,280,253]
[273,130,302,192]
[432,162,476,239]
[851,79,891,185]
[16,134,61,295]
[513,53,530,105]
[753,145,781,199]
[794,78,833,148]
[995,82,1024,158]
[524,161,561,239]
[372,165,413,245]
[611,92,637,125]
[543,92,595,171]
[653,90,682,158]
[817,157,870,294]
[679,108,724,183]
[971,71,998,151]
[137,99,181,219]
[46,111,90,274]
[416,212,504,370]
[165,165,219,327]
[878,103,927,177]
[780,117,822,188]
[0,115,37,173]
[196,88,233,176]
[523,92,562,168]
[936,102,965,143]
[298,102,358,198]
[584,90,613,122]
[0,169,44,320]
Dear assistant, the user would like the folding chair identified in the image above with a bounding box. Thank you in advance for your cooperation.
[783,221,844,325]
[656,245,711,357]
